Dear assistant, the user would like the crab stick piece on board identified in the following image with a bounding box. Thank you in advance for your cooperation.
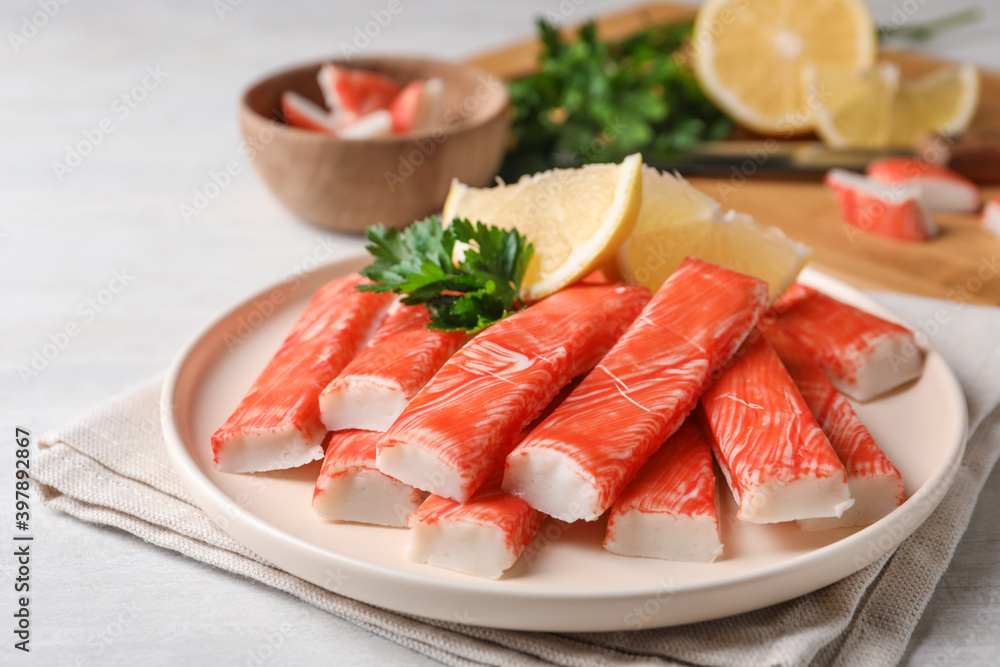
[761,322,904,530]
[824,168,937,242]
[211,275,392,473]
[774,283,925,401]
[319,303,466,432]
[982,193,1000,239]
[312,429,427,527]
[503,258,769,523]
[867,157,980,213]
[699,331,853,524]
[376,283,651,503]
[603,418,723,562]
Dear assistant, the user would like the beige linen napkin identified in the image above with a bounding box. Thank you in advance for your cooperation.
[34,293,1000,667]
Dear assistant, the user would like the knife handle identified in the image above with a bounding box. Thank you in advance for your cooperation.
[918,130,1000,184]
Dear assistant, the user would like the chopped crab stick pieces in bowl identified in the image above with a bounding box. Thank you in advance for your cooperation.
[760,322,904,530]
[376,283,651,504]
[824,168,937,242]
[866,157,981,213]
[774,284,925,401]
[211,274,392,473]
[320,303,466,432]
[312,429,428,527]
[405,467,545,580]
[503,258,769,523]
[604,418,723,562]
[699,331,854,524]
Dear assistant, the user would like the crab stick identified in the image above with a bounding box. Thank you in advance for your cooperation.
[604,418,723,562]
[403,379,580,578]
[982,193,1000,239]
[211,275,392,473]
[503,258,769,523]
[825,168,937,242]
[699,331,853,524]
[761,323,905,530]
[774,284,925,401]
[867,157,980,213]
[319,303,466,432]
[312,429,427,527]
[404,466,544,579]
[376,283,651,503]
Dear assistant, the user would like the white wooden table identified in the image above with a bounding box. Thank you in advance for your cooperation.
[2,0,998,663]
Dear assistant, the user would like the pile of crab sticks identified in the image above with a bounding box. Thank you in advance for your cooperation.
[212,257,922,579]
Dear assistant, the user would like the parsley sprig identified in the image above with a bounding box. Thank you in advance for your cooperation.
[357,217,534,333]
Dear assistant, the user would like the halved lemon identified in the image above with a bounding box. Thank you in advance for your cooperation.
[442,153,643,300]
[618,169,810,301]
[692,0,876,135]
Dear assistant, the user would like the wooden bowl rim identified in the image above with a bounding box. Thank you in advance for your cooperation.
[239,55,510,145]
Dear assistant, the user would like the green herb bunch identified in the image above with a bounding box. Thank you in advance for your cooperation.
[501,20,731,180]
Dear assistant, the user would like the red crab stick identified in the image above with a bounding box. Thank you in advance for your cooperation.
[867,157,980,213]
[824,168,937,242]
[774,284,925,401]
[405,466,544,579]
[376,283,651,503]
[319,303,466,432]
[603,418,723,562]
[312,429,427,527]
[761,323,904,530]
[211,275,392,473]
[503,258,769,523]
[699,331,853,524]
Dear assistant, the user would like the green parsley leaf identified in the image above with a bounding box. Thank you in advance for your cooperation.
[358,217,534,334]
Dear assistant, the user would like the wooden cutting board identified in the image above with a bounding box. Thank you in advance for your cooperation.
[465,3,1000,306]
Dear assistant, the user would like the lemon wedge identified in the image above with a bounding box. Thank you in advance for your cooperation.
[617,169,810,301]
[442,153,643,300]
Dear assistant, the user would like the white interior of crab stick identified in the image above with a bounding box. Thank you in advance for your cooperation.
[728,474,855,524]
[319,377,409,432]
[838,333,925,402]
[404,519,520,579]
[215,428,325,474]
[604,510,723,562]
[798,474,904,531]
[313,469,426,527]
[376,437,469,501]
[502,446,600,522]
[983,200,1000,238]
[913,177,980,213]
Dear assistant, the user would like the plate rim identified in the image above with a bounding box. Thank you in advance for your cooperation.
[161,255,969,629]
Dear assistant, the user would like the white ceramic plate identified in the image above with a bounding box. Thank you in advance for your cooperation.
[162,255,967,632]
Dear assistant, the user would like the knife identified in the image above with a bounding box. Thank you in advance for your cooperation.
[648,132,1000,183]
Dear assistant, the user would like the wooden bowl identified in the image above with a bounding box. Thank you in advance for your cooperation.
[239,57,510,233]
